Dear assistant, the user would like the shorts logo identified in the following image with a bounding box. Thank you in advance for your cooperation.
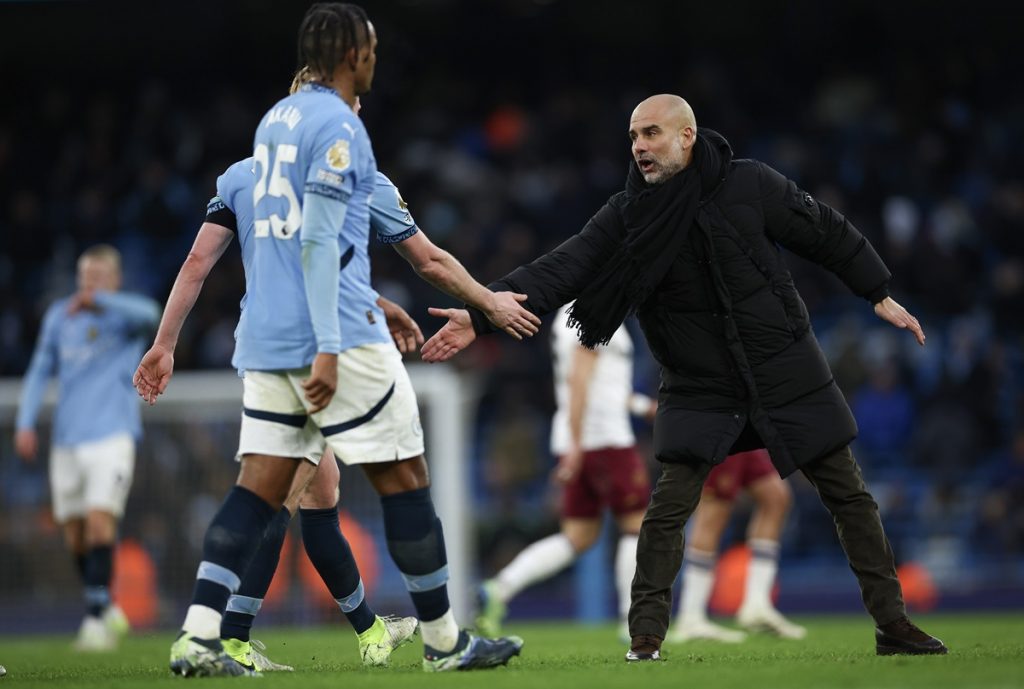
[412,416,422,437]
[326,139,351,171]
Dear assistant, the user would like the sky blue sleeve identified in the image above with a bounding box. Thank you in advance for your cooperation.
[93,292,161,331]
[16,307,60,430]
[301,192,344,354]
[304,117,357,202]
[370,173,419,244]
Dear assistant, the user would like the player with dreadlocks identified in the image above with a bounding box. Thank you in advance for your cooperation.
[162,3,527,677]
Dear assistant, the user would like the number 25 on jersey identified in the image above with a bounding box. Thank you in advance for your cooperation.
[253,143,301,239]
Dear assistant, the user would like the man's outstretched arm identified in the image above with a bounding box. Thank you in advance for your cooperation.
[759,162,925,346]
[391,231,540,339]
[133,222,234,404]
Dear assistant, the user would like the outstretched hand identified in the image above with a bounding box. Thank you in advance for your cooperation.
[421,308,475,363]
[873,297,926,346]
[133,344,175,405]
[486,291,541,341]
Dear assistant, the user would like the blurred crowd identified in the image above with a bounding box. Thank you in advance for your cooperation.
[1,0,1022,603]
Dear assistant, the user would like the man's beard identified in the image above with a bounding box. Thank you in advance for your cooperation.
[642,160,684,184]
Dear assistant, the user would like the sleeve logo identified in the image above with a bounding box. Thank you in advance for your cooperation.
[326,139,351,171]
[395,187,413,224]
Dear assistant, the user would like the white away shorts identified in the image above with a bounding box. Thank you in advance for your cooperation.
[49,432,136,522]
[238,343,424,465]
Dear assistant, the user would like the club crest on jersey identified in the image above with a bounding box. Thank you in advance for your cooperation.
[326,139,351,171]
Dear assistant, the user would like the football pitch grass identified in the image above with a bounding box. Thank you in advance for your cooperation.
[1,614,1021,689]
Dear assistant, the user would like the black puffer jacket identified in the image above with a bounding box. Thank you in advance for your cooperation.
[470,148,890,477]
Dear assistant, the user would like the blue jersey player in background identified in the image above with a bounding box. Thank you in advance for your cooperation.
[15,244,159,652]
[156,4,531,677]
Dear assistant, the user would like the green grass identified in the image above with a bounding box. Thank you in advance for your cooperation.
[0,614,1021,689]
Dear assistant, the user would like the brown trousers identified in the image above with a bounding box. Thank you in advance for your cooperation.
[628,445,906,639]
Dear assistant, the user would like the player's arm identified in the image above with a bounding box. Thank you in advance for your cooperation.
[421,203,623,362]
[392,232,539,340]
[93,292,161,330]
[14,307,60,462]
[554,345,599,484]
[465,201,624,335]
[370,173,539,339]
[299,190,343,412]
[133,221,235,404]
[758,162,924,345]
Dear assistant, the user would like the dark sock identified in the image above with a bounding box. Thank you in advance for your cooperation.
[83,545,113,618]
[221,507,291,642]
[381,487,451,622]
[74,552,88,583]
[300,506,376,634]
[190,486,277,616]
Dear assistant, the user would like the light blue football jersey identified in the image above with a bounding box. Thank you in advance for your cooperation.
[370,173,419,244]
[16,292,160,447]
[236,82,386,371]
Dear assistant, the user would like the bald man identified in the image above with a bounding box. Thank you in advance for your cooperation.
[422,94,947,660]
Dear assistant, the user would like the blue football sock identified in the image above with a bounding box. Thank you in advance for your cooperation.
[83,545,113,618]
[221,506,291,641]
[381,487,451,622]
[190,486,277,617]
[300,506,376,634]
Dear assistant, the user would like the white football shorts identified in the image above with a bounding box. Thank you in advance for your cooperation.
[238,343,424,465]
[49,432,136,522]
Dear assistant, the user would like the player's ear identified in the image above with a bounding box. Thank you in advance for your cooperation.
[346,46,359,71]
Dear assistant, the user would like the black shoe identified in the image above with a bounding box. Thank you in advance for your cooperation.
[875,617,948,655]
[625,634,663,662]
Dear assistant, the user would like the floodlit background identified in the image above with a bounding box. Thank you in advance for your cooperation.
[0,0,1021,633]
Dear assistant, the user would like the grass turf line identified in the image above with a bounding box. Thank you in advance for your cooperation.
[0,614,1021,689]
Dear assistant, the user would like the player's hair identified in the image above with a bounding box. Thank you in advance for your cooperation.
[78,244,122,272]
[297,3,371,82]
[290,66,314,95]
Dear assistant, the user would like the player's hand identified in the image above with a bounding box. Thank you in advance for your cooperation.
[421,308,476,363]
[66,289,97,315]
[873,297,925,346]
[484,291,541,341]
[302,352,338,412]
[133,344,175,405]
[553,445,584,485]
[14,429,38,463]
[379,297,424,354]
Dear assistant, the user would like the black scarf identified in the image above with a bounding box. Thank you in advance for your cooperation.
[567,129,733,347]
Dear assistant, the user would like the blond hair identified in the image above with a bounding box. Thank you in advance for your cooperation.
[290,66,315,95]
[78,244,122,272]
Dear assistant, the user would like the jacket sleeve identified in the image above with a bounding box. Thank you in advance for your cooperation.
[758,162,891,303]
[469,199,625,334]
